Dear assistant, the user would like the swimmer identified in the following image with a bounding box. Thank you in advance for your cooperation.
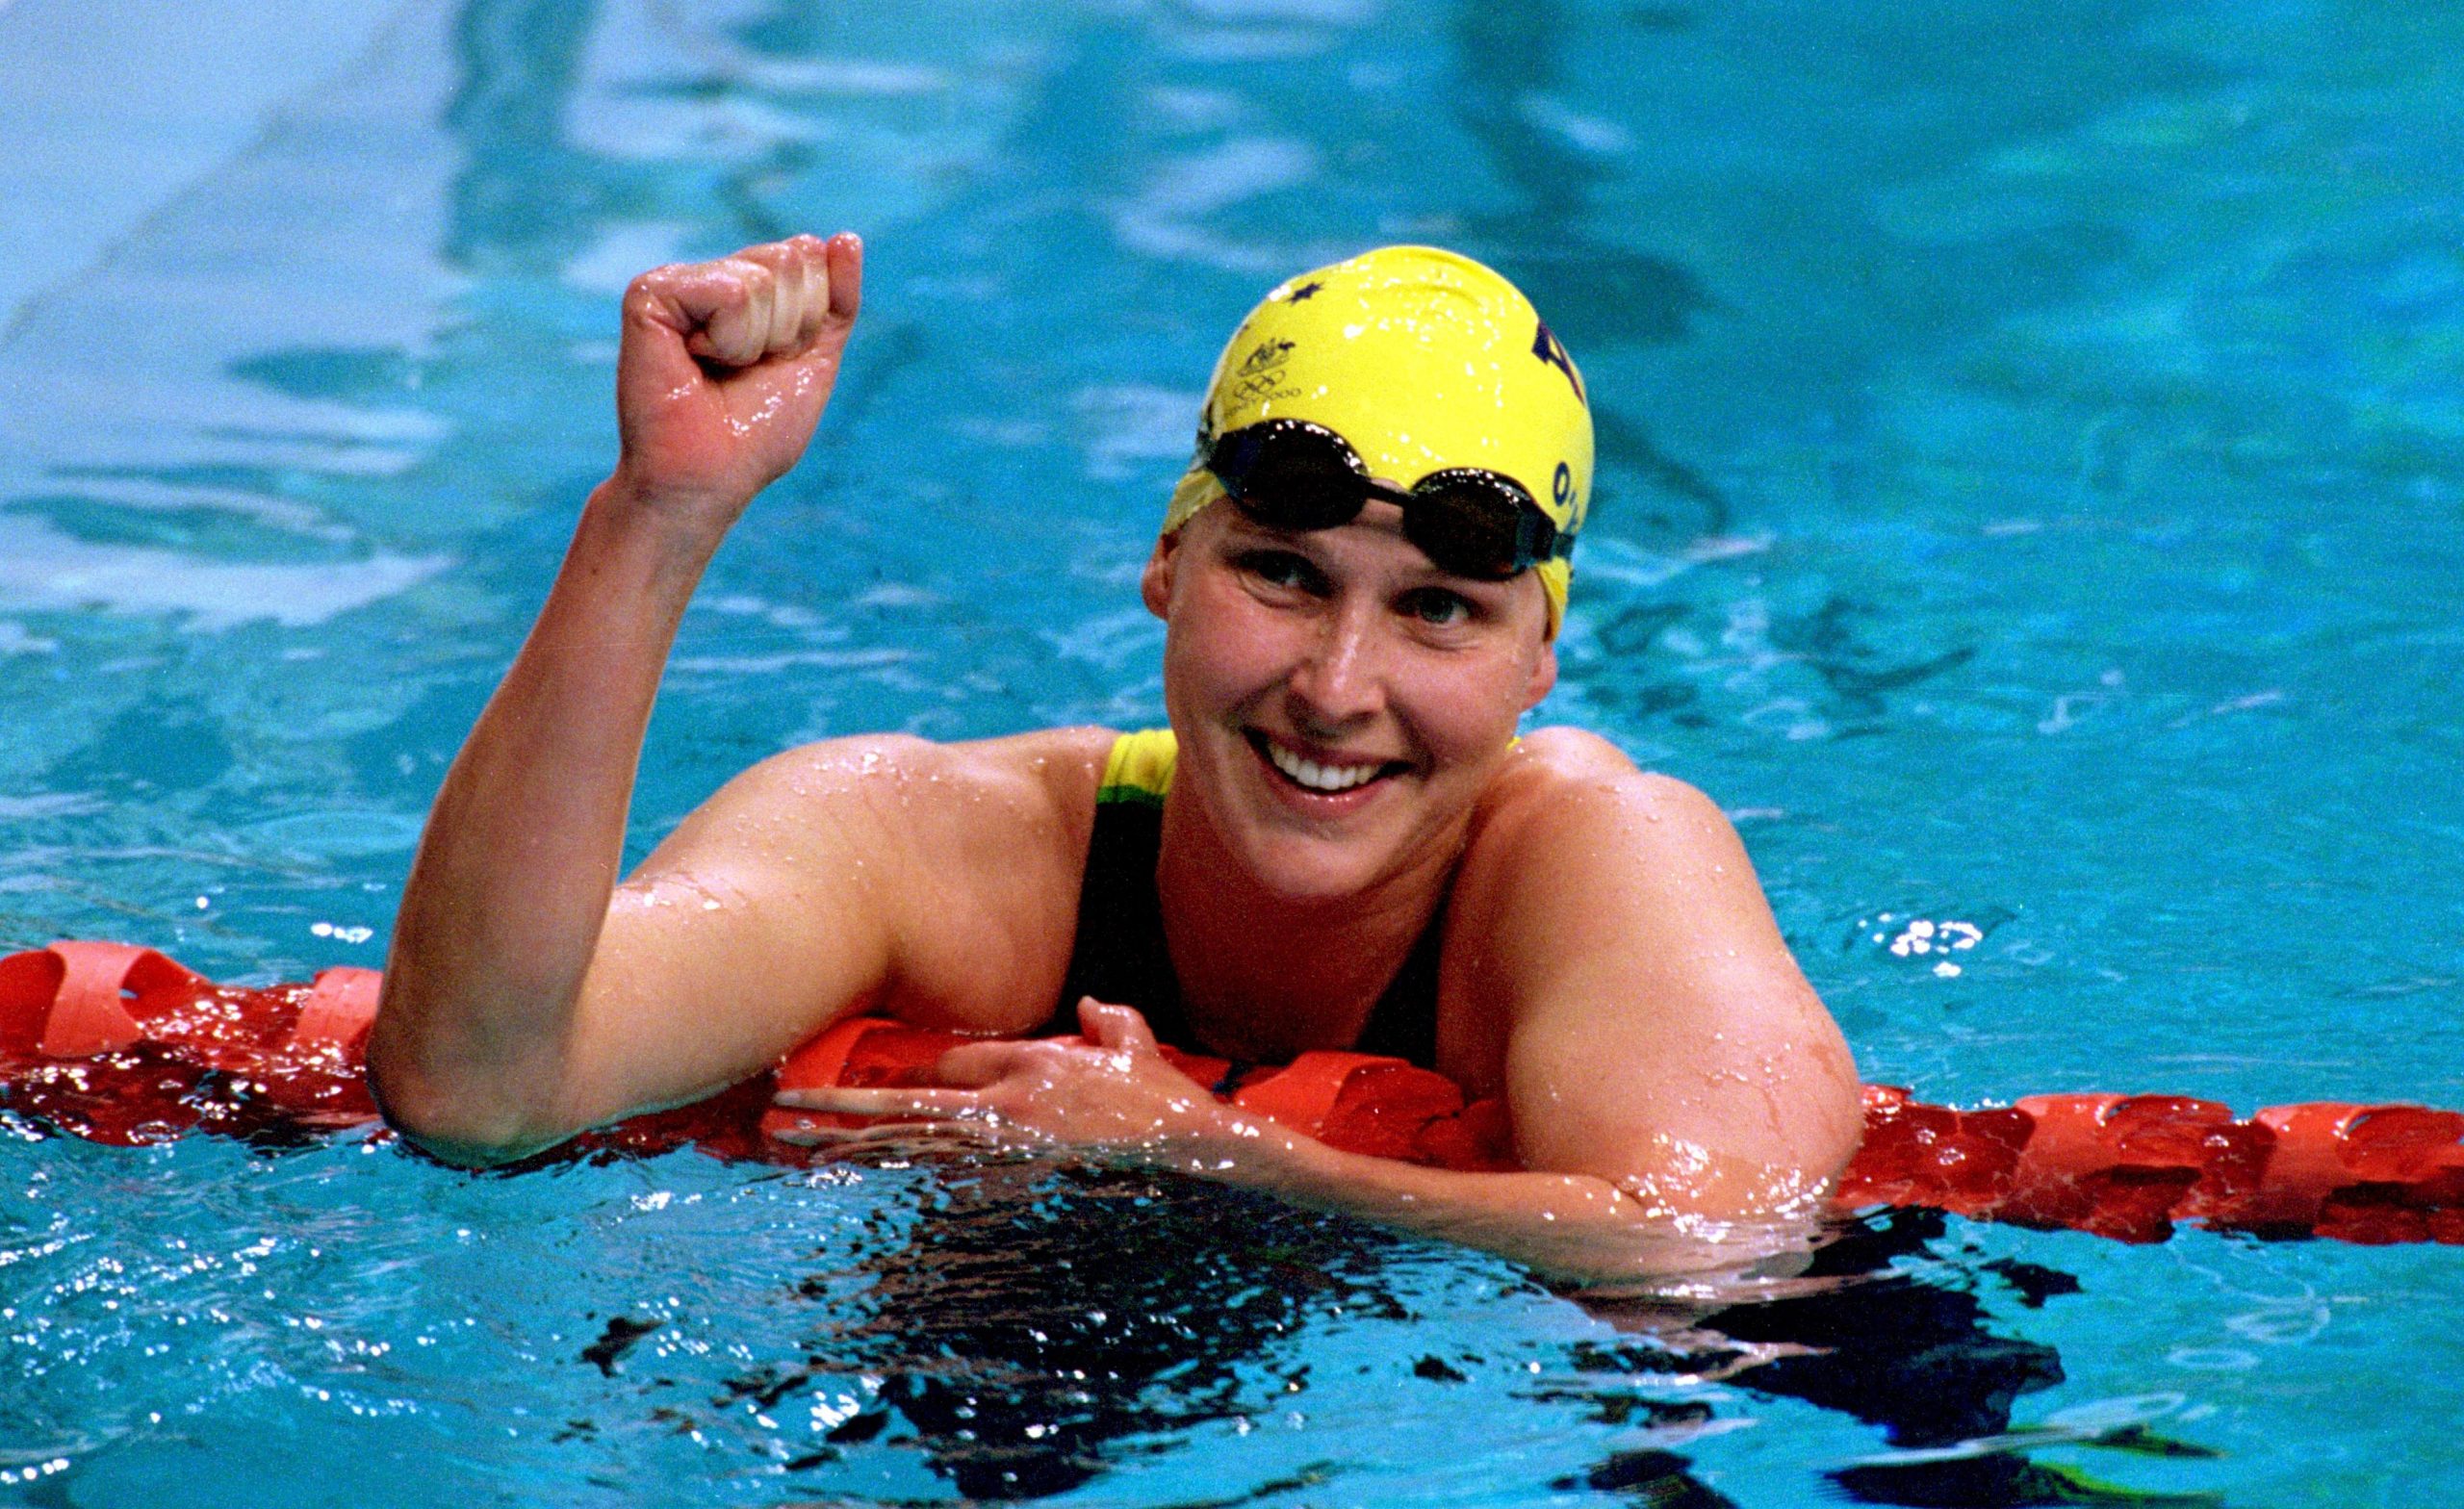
[365,232,1863,1281]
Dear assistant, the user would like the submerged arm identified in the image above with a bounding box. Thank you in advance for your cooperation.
[369,235,867,1164]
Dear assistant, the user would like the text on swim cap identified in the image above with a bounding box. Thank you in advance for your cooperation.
[1530,320,1585,405]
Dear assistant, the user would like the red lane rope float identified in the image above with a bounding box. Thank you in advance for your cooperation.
[757,1017,1522,1174]
[0,941,380,1144]
[5,941,2460,1245]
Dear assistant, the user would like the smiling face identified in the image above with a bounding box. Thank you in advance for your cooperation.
[1142,498,1558,904]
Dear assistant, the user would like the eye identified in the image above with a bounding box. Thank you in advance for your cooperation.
[1398,587,1477,627]
[1233,549,1328,595]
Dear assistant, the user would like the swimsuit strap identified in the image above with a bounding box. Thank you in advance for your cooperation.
[1052,730,1194,1047]
[1353,899,1443,1066]
[1050,729,1443,1068]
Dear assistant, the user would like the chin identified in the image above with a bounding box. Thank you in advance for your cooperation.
[1221,777,1453,907]
[1229,829,1399,905]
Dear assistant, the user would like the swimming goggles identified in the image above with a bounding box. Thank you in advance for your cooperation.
[1202,419,1574,580]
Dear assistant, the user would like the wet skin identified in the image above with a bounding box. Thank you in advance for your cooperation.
[1146,498,1558,909]
[371,234,1864,1283]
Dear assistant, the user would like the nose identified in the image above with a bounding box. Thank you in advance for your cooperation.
[1285,596,1387,731]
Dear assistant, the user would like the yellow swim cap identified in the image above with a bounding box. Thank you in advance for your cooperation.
[1164,245,1592,635]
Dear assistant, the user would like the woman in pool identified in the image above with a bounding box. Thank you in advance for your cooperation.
[367,232,1861,1278]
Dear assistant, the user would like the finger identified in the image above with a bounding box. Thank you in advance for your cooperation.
[768,1116,893,1147]
[786,232,860,350]
[741,261,779,363]
[725,260,775,367]
[770,246,808,354]
[620,264,725,398]
[822,231,862,331]
[671,257,771,368]
[730,235,841,359]
[933,1039,1046,1087]
[735,239,803,356]
[773,1086,986,1117]
[772,1117,990,1151]
[1079,998,1158,1054]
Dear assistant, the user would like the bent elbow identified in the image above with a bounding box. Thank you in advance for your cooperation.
[364,1038,574,1169]
[1806,1038,1869,1190]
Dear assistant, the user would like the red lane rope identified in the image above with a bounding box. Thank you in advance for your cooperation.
[4,941,2458,1245]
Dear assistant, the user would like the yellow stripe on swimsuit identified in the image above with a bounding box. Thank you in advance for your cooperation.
[1095,727,1177,807]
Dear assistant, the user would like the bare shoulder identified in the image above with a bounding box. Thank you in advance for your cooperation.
[1469,727,1741,882]
[1455,726,1764,999]
[875,727,1115,1030]
[632,726,1116,1034]
[1450,726,1863,1214]
[893,725,1115,876]
[649,726,1111,884]
[704,725,1111,826]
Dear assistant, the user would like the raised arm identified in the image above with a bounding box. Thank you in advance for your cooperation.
[368,234,869,1164]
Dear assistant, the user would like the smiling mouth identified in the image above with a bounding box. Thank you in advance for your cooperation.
[1248,732,1406,795]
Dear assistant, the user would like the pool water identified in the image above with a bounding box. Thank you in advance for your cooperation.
[4,0,2461,1503]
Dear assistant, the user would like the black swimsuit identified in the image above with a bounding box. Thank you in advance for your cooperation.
[1045,729,1443,1067]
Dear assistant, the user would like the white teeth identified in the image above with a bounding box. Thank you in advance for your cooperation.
[1266,742,1382,792]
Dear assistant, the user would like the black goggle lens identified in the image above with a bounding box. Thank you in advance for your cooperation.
[1204,422,1565,579]
[1399,472,1546,579]
[1214,426,1365,530]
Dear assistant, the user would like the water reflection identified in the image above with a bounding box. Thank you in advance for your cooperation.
[754,1164,1416,1499]
[1446,0,1731,546]
[688,1164,2137,1506]
[1579,1211,2112,1506]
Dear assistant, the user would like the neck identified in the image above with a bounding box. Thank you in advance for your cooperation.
[1153,785,1458,1062]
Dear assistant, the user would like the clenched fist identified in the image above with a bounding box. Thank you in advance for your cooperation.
[608,232,863,533]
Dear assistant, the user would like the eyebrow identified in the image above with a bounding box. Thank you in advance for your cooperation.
[1219,521,1522,598]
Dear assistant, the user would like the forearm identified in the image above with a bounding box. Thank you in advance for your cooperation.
[369,480,716,1158]
[1174,1116,1810,1286]
[789,1008,1826,1284]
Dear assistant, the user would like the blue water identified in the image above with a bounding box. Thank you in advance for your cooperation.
[4,0,2462,1503]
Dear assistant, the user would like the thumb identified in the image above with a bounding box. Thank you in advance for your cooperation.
[1078,997,1158,1055]
[615,265,719,422]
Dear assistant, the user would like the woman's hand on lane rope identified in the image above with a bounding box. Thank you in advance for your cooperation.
[769,999,1265,1164]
